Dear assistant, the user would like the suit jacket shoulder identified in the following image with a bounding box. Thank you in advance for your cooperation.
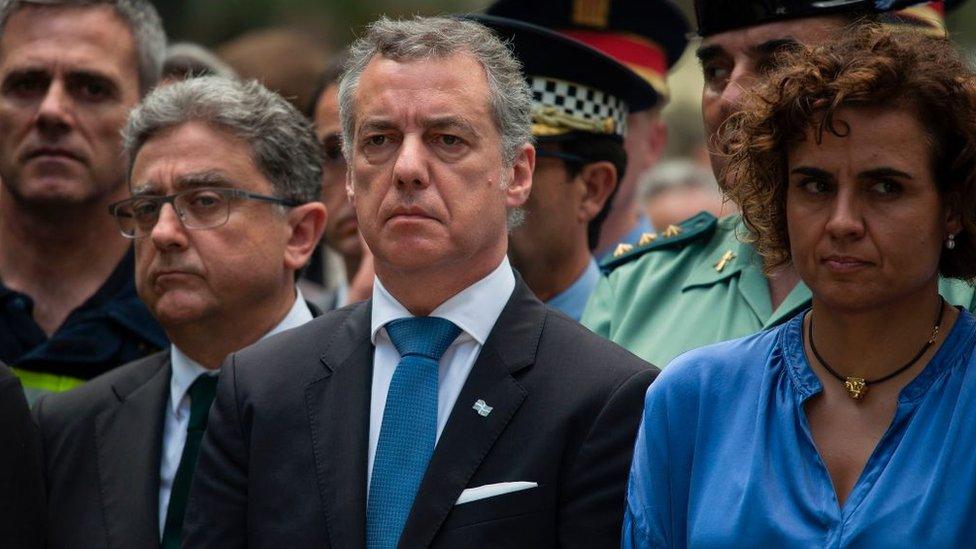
[34,351,171,549]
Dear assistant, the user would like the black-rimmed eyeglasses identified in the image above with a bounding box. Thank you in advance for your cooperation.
[108,187,302,239]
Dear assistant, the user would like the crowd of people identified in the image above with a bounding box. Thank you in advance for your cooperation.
[1,0,974,547]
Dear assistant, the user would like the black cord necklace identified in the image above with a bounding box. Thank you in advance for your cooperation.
[807,296,946,400]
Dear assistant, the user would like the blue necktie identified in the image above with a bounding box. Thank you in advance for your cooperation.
[366,316,461,549]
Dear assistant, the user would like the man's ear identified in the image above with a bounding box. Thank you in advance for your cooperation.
[283,202,328,272]
[577,161,617,223]
[504,143,535,208]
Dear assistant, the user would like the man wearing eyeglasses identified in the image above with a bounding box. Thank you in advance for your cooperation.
[0,0,169,403]
[32,76,327,548]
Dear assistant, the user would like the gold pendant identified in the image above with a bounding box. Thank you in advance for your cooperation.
[844,377,867,400]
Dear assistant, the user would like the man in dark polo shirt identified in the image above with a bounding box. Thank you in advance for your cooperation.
[0,0,168,402]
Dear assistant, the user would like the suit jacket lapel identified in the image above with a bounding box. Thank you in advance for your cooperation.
[307,302,374,549]
[94,352,171,548]
[398,279,545,548]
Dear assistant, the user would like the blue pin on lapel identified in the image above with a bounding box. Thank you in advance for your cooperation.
[473,399,493,417]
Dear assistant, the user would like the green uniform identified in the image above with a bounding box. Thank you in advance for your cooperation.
[582,212,976,367]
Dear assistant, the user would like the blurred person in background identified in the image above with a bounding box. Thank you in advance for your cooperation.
[474,14,642,321]
[216,27,330,112]
[304,55,374,310]
[638,159,726,231]
[160,42,237,85]
[486,0,689,259]
[581,0,974,367]
[34,77,326,549]
[625,25,976,546]
[0,0,168,403]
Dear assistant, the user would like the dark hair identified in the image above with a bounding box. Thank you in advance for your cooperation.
[722,23,976,280]
[555,134,627,251]
[305,53,348,119]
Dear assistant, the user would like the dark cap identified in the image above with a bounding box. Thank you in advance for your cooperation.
[468,14,658,139]
[485,0,688,102]
[694,0,922,37]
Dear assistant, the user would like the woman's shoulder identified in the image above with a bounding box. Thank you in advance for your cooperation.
[649,321,791,404]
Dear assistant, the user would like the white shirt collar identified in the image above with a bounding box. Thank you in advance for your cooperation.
[370,256,516,346]
[169,287,314,415]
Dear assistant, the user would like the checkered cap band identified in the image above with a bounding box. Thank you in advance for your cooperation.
[528,76,629,137]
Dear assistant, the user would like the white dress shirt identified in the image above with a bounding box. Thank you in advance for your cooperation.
[368,257,516,489]
[158,290,314,536]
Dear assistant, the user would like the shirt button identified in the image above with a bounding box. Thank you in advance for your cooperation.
[10,297,27,311]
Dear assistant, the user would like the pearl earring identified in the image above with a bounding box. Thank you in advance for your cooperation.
[946,233,957,250]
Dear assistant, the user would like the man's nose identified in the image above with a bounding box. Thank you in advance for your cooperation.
[392,135,430,189]
[149,203,190,250]
[35,80,74,136]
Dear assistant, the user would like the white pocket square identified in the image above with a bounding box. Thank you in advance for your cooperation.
[455,481,538,505]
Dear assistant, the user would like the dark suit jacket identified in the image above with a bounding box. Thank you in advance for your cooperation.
[184,279,657,548]
[33,352,171,548]
[0,362,44,549]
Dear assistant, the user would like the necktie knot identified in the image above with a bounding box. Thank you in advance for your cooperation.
[187,374,218,431]
[385,316,461,362]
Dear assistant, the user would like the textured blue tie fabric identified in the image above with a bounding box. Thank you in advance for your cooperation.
[366,317,461,549]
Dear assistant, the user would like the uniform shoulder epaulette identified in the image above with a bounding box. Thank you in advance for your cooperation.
[599,211,718,275]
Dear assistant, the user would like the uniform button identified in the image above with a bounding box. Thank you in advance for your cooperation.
[10,297,27,311]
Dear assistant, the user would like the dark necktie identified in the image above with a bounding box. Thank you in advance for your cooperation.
[161,373,218,549]
[366,316,461,549]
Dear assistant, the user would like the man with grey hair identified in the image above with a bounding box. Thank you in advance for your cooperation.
[185,15,653,549]
[0,0,169,402]
[33,76,327,549]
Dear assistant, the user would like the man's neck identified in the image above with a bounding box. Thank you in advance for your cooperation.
[0,193,130,335]
[376,251,505,317]
[594,202,640,258]
[516,245,591,303]
[169,285,299,370]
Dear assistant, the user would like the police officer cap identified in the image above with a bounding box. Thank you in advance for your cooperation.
[485,0,689,101]
[469,14,655,140]
[695,0,922,37]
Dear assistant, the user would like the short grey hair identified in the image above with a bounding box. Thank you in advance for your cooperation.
[0,0,166,94]
[338,16,533,167]
[123,76,323,204]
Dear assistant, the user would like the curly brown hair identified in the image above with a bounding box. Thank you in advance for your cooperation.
[721,23,976,280]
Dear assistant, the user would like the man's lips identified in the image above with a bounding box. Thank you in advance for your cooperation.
[23,147,84,163]
[151,270,200,284]
[387,207,436,222]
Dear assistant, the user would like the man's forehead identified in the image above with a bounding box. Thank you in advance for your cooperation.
[355,53,492,126]
[701,15,847,54]
[0,4,137,75]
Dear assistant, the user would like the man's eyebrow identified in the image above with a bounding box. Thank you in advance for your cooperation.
[752,38,800,57]
[695,44,724,64]
[860,167,914,180]
[130,170,234,195]
[426,115,479,137]
[790,166,832,178]
[358,119,398,135]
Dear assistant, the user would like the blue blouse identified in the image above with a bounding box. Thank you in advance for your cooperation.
[623,308,976,548]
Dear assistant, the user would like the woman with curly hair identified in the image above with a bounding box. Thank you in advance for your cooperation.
[623,24,976,547]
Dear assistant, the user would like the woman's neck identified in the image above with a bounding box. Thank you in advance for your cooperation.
[807,285,954,381]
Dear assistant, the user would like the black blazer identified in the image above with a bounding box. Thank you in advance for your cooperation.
[0,362,44,549]
[184,279,657,548]
[33,352,171,548]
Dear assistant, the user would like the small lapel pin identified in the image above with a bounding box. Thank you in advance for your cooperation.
[715,250,736,273]
[472,399,493,417]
